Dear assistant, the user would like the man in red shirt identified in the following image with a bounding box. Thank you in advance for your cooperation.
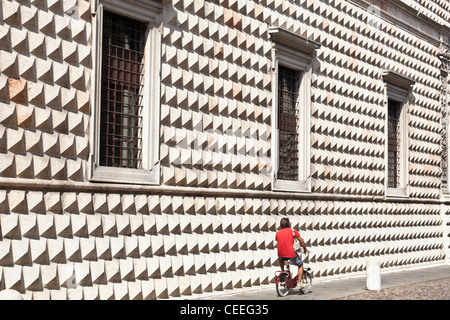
[275,217,309,287]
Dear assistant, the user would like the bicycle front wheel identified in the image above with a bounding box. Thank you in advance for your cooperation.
[300,271,312,294]
[276,274,290,297]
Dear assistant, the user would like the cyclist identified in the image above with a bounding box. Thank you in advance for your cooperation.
[275,217,310,288]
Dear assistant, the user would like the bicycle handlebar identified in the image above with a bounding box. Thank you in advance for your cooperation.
[295,249,310,260]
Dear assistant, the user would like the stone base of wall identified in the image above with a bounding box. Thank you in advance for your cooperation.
[0,189,447,299]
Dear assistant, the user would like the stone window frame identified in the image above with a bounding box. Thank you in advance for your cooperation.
[269,27,320,193]
[90,0,162,185]
[382,71,415,198]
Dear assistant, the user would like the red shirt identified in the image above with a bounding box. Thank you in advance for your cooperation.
[276,228,300,258]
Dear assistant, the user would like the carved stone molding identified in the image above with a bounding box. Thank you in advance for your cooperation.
[439,45,450,190]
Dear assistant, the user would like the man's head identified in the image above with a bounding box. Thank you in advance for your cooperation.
[280,217,290,229]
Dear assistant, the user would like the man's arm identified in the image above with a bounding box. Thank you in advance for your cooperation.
[296,235,309,253]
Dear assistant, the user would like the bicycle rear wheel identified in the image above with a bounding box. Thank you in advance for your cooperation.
[300,271,312,294]
[276,273,290,297]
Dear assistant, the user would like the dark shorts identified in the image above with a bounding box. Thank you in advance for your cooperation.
[279,255,303,267]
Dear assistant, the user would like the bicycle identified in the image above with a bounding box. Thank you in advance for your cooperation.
[275,249,312,297]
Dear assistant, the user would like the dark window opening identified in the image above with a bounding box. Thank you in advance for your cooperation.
[100,11,146,169]
[388,99,401,188]
[277,66,301,181]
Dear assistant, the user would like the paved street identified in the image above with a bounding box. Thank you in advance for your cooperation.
[199,264,450,300]
[337,277,450,300]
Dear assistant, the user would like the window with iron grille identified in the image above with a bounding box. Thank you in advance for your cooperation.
[277,66,301,181]
[91,1,162,185]
[382,71,414,197]
[387,99,401,188]
[99,11,146,169]
[269,27,318,192]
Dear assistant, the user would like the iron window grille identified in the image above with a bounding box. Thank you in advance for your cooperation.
[99,11,146,169]
[277,66,301,181]
[387,99,401,188]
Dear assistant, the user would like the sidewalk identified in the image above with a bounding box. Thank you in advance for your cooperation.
[201,264,450,300]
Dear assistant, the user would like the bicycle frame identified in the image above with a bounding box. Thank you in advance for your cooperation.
[275,263,298,289]
[275,252,313,296]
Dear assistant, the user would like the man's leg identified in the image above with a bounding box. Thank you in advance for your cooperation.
[278,258,285,271]
[297,264,303,281]
[295,254,304,288]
